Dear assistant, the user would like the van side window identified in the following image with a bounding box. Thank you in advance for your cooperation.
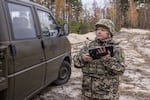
[37,10,58,37]
[8,3,36,39]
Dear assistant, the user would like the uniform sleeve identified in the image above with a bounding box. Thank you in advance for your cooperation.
[103,47,126,75]
[73,45,88,68]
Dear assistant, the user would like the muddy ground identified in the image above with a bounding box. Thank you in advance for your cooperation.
[31,29,150,100]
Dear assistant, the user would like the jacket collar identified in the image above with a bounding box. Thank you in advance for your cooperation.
[95,38,120,46]
[95,37,112,44]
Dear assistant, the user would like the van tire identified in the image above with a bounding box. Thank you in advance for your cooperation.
[54,61,71,85]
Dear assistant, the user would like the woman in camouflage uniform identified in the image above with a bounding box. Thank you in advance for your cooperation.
[73,19,126,100]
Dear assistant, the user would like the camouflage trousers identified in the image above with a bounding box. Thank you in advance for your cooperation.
[81,96,92,100]
[81,73,119,100]
[81,95,119,100]
[81,95,110,100]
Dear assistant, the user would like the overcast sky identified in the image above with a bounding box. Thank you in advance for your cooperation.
[81,0,109,9]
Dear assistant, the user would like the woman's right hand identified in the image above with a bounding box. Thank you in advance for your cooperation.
[82,53,93,62]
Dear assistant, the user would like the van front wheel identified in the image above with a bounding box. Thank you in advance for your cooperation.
[54,61,71,85]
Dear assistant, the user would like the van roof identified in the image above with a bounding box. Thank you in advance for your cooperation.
[9,0,49,10]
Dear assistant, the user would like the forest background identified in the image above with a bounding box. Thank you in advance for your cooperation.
[29,0,150,33]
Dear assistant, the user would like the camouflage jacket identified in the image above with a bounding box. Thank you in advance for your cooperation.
[73,38,125,100]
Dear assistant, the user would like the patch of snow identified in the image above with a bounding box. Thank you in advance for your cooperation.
[120,28,150,34]
[120,95,137,100]
[67,32,96,44]
[137,46,150,58]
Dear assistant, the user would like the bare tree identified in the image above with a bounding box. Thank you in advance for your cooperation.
[92,0,101,23]
[127,0,138,28]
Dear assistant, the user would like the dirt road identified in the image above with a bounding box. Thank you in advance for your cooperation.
[116,31,150,100]
[31,29,150,100]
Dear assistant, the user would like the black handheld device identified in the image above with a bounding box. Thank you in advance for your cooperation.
[89,46,113,59]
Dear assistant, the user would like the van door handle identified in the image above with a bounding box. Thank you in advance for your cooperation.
[41,40,45,50]
[9,44,16,58]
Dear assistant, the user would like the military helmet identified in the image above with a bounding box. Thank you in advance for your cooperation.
[95,19,115,37]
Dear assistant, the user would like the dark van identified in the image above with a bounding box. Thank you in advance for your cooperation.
[0,0,71,100]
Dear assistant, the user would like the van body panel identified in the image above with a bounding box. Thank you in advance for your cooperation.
[42,37,62,84]
[11,39,45,72]
[40,35,71,85]
[41,37,71,85]
[0,0,10,42]
[45,52,69,84]
[5,1,47,99]
[10,40,46,100]
[7,77,14,100]
[14,64,45,100]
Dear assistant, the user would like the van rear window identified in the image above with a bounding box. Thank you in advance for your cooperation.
[8,3,36,40]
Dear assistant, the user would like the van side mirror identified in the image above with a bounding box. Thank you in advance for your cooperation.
[63,23,69,35]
